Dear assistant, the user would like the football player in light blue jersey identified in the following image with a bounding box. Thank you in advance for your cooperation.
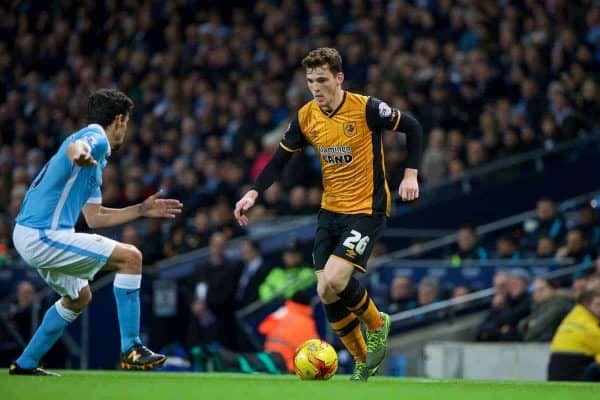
[9,89,183,376]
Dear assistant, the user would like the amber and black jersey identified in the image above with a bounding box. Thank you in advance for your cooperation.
[280,91,403,217]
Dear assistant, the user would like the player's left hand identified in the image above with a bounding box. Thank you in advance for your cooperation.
[140,190,183,218]
[399,175,419,202]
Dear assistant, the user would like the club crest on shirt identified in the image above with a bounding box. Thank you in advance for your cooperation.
[85,135,97,147]
[343,122,357,137]
[379,102,392,118]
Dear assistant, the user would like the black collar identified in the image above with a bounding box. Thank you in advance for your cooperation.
[319,91,347,118]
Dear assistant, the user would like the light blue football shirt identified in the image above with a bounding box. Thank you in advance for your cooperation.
[16,124,111,230]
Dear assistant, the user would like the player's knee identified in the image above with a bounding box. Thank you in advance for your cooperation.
[317,280,330,300]
[318,285,338,303]
[322,268,348,293]
[121,245,142,273]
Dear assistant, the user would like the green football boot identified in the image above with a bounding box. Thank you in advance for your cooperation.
[350,362,370,382]
[365,312,391,370]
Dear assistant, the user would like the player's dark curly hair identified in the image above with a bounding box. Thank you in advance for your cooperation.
[87,89,134,128]
[301,48,343,75]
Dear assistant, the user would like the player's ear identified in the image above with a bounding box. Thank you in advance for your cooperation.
[336,72,344,86]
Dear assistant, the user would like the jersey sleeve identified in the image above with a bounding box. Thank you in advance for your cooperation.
[87,186,102,204]
[279,116,307,152]
[366,96,402,132]
[80,130,110,161]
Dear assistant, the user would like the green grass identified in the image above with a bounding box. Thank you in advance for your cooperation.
[1,371,598,400]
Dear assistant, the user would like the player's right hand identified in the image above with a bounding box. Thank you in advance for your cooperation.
[73,149,97,167]
[234,190,258,226]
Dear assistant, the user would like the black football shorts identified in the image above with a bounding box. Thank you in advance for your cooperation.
[312,209,386,272]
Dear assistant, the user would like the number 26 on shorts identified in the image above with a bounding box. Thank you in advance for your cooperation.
[342,230,370,255]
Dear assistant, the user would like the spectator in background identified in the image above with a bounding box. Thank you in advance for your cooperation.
[523,197,566,250]
[491,270,510,307]
[572,275,590,303]
[576,205,600,249]
[477,269,531,341]
[0,0,599,270]
[417,277,441,307]
[548,289,600,381]
[186,232,241,349]
[234,240,272,309]
[0,216,10,266]
[536,235,557,258]
[556,229,597,264]
[518,278,573,342]
[586,274,600,292]
[449,225,488,266]
[139,219,165,266]
[6,281,37,342]
[121,225,141,248]
[451,284,471,311]
[494,234,521,260]
[421,128,446,186]
[258,241,315,301]
[387,276,417,314]
[163,221,195,258]
[452,284,471,299]
[286,186,312,216]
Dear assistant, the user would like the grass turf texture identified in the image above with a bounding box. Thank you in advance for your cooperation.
[1,371,598,400]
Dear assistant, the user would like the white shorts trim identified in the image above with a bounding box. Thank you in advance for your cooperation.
[13,224,118,299]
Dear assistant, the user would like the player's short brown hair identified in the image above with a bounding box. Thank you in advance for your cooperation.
[302,48,343,75]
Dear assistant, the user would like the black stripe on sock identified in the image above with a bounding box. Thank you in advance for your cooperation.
[323,300,351,323]
[335,318,360,337]
[353,298,371,316]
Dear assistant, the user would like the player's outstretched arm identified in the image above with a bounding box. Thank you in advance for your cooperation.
[234,145,293,226]
[82,190,183,229]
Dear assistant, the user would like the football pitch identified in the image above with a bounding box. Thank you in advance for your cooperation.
[1,371,598,400]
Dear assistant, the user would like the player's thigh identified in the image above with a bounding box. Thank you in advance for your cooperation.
[332,213,386,273]
[321,254,355,293]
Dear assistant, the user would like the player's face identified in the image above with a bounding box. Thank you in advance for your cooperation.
[306,65,344,110]
[111,113,129,151]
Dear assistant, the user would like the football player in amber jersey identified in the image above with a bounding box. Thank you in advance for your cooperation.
[234,48,422,381]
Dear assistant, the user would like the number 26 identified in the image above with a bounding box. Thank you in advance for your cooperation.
[342,230,370,255]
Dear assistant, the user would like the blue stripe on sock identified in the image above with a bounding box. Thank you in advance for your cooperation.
[38,229,108,261]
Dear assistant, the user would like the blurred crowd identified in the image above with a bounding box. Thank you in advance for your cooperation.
[446,197,599,266]
[1,0,600,264]
[384,195,600,312]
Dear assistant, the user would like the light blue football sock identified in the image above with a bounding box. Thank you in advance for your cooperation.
[16,300,78,369]
[113,273,142,353]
